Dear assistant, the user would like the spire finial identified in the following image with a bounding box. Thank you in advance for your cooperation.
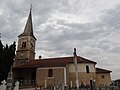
[30,4,32,11]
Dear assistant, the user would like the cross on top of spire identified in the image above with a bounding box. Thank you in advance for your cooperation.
[73,48,77,56]
[30,4,32,11]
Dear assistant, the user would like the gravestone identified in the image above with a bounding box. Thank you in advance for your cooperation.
[0,80,6,90]
[6,67,14,90]
[14,81,19,90]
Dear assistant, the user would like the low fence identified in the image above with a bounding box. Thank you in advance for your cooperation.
[18,80,36,89]
[34,86,120,90]
[70,86,120,90]
[19,80,35,86]
[98,86,120,90]
[18,80,120,90]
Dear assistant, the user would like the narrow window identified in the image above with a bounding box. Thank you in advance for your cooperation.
[48,69,53,77]
[101,75,105,79]
[21,41,26,48]
[24,42,26,48]
[86,65,90,73]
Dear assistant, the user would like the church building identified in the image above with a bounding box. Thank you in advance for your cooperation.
[13,8,112,88]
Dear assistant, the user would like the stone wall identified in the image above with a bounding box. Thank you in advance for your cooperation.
[68,72,96,86]
[96,73,112,86]
[36,68,64,87]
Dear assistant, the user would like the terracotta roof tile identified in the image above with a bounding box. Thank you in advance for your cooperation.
[13,56,97,69]
[96,68,112,73]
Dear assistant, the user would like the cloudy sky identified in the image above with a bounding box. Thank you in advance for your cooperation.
[0,0,120,80]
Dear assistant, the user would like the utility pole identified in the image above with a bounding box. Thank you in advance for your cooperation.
[73,48,79,89]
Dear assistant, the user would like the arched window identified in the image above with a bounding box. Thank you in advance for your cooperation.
[21,41,26,48]
[48,69,53,77]
[86,65,90,73]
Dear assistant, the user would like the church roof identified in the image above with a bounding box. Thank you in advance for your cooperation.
[18,8,36,40]
[96,68,112,73]
[13,56,97,69]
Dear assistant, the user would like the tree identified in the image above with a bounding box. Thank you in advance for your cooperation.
[113,79,120,87]
[0,40,16,82]
[0,40,3,56]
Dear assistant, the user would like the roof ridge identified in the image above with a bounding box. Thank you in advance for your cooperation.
[96,67,112,73]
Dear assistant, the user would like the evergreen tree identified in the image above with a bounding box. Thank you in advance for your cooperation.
[0,40,3,56]
[0,40,16,82]
[113,79,120,87]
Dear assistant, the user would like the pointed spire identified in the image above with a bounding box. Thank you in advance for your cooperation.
[19,5,36,40]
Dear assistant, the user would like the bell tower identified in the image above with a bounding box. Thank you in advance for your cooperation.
[14,8,36,65]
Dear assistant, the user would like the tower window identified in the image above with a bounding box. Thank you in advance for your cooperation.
[86,65,90,73]
[48,69,53,77]
[21,41,26,48]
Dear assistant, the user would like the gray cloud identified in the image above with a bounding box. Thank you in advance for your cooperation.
[0,0,120,80]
